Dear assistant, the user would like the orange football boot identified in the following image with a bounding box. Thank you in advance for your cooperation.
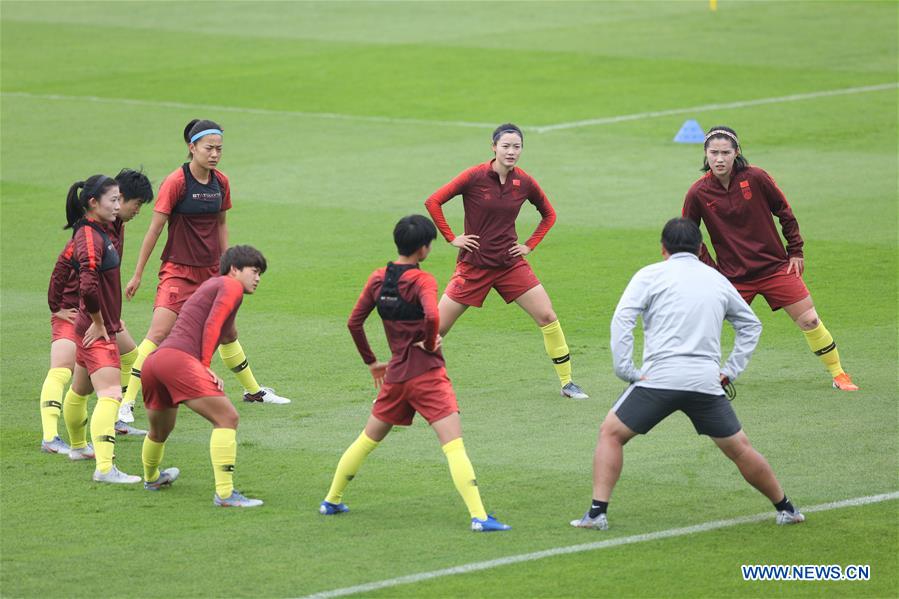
[832,373,859,391]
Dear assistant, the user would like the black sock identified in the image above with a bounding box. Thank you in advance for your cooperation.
[588,500,608,519]
[773,495,794,513]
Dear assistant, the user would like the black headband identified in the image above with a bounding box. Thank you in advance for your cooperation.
[493,128,522,143]
[85,175,112,199]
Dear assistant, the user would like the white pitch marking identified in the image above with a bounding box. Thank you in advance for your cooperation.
[530,82,899,133]
[3,82,896,134]
[0,91,495,130]
[300,491,899,598]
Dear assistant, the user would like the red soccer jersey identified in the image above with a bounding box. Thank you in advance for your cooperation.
[155,165,232,268]
[72,219,122,336]
[49,218,126,314]
[348,265,443,384]
[425,160,556,269]
[48,239,79,313]
[161,275,243,367]
[682,166,804,282]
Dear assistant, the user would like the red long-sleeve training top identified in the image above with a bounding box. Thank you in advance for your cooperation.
[162,275,243,367]
[347,266,443,384]
[72,218,123,337]
[425,160,556,269]
[682,166,804,282]
[49,218,127,314]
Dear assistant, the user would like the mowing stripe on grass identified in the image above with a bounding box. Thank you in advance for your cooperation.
[531,82,899,132]
[4,83,897,133]
[300,491,899,598]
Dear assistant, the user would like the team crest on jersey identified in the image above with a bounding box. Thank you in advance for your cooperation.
[739,180,752,200]
[512,179,520,187]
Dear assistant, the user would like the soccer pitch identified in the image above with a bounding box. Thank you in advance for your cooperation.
[1,1,896,596]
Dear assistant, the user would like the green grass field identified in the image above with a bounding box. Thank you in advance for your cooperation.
[1,1,896,597]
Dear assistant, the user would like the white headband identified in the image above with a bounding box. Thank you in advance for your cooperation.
[704,129,739,145]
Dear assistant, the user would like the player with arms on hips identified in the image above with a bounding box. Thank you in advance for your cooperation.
[571,219,804,530]
[61,174,141,482]
[137,245,268,506]
[319,215,511,532]
[122,119,290,414]
[41,169,154,454]
[425,123,588,400]
[683,126,857,391]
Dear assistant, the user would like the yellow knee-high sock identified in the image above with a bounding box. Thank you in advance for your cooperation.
[541,320,572,386]
[210,428,237,498]
[123,339,157,405]
[325,432,379,504]
[119,347,139,395]
[90,396,120,473]
[142,437,166,483]
[40,368,72,441]
[63,388,90,448]
[442,437,488,520]
[803,321,844,377]
[218,340,261,394]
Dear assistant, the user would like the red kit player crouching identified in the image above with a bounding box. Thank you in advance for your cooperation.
[138,245,268,507]
[319,215,510,532]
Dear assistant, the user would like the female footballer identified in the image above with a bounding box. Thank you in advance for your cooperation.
[122,119,289,412]
[319,215,510,531]
[138,245,269,506]
[62,175,141,482]
[40,169,154,454]
[682,126,857,391]
[425,123,588,399]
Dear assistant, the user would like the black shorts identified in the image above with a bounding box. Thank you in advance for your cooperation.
[612,385,741,438]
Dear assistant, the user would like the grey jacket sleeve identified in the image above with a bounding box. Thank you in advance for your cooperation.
[610,273,646,383]
[720,282,762,381]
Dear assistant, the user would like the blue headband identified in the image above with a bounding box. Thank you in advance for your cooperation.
[190,128,223,143]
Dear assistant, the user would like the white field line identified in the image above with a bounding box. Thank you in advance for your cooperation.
[3,82,897,134]
[299,491,899,599]
[0,91,494,130]
[530,82,899,133]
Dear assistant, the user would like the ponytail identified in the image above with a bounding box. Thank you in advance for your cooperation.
[64,174,117,229]
[64,181,87,229]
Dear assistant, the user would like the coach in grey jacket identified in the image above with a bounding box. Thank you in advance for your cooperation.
[571,218,804,531]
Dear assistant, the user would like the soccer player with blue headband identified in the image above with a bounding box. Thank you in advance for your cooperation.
[121,119,292,419]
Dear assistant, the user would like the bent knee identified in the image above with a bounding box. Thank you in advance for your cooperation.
[600,413,632,443]
[794,308,819,331]
[218,411,239,429]
[536,311,558,327]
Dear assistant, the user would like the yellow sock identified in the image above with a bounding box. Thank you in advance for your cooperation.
[119,347,139,394]
[123,339,157,404]
[210,428,237,498]
[218,340,261,394]
[541,320,572,386]
[325,431,379,504]
[40,367,72,441]
[142,437,166,483]
[442,437,487,520]
[63,388,90,448]
[90,396,120,473]
[803,321,844,377]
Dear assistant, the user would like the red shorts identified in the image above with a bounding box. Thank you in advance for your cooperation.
[372,367,458,426]
[155,261,219,314]
[732,266,810,311]
[445,259,541,307]
[51,315,78,343]
[75,334,119,375]
[141,348,224,411]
